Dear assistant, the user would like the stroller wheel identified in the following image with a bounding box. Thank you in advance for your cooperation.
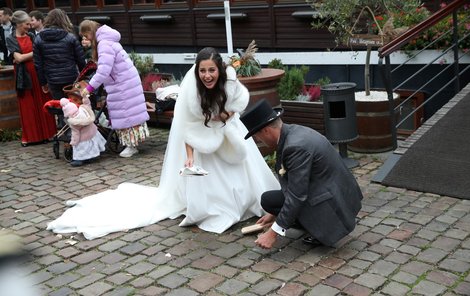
[53,142,60,159]
[106,130,124,153]
[64,144,73,162]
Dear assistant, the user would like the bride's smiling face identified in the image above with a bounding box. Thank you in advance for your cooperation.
[198,59,219,89]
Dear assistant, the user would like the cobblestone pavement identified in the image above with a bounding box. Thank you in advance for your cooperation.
[1,127,469,296]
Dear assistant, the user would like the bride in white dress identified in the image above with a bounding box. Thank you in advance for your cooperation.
[47,47,280,239]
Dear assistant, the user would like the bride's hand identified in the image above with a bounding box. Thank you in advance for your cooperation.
[213,112,234,121]
[184,157,194,168]
[184,143,194,167]
[221,111,234,121]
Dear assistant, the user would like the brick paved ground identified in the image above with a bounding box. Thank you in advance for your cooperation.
[0,127,469,295]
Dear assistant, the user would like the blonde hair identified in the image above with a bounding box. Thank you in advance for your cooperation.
[79,20,101,61]
[11,10,29,25]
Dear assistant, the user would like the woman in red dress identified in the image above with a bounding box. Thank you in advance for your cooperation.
[6,10,56,146]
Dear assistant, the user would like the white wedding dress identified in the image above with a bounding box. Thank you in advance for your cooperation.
[47,66,280,240]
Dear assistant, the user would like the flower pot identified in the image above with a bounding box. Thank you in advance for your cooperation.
[144,90,174,127]
[0,66,20,129]
[281,100,325,135]
[239,68,285,108]
[348,91,400,153]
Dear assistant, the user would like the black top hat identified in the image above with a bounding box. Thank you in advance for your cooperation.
[240,99,283,139]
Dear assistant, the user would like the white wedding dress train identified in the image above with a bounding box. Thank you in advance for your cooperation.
[47,65,280,240]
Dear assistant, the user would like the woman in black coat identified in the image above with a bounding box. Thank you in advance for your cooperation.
[33,8,85,100]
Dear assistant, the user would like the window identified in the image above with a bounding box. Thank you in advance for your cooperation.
[34,0,49,8]
[132,0,186,5]
[104,0,124,5]
[55,0,72,6]
[13,0,27,9]
[195,0,265,6]
[80,0,96,6]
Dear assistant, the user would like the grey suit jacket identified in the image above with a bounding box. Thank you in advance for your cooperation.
[275,124,363,246]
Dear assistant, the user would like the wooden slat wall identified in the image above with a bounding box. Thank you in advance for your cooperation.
[129,11,193,46]
[5,0,444,51]
[273,7,337,49]
[74,12,132,44]
[194,8,272,48]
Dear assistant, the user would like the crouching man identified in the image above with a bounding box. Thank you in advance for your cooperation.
[240,99,363,249]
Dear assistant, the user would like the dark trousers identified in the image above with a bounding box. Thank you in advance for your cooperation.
[48,83,69,100]
[49,83,72,129]
[261,190,285,216]
[261,190,305,231]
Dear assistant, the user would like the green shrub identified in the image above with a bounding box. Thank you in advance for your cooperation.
[264,152,276,171]
[267,58,286,70]
[129,52,157,77]
[278,65,309,101]
[0,129,21,142]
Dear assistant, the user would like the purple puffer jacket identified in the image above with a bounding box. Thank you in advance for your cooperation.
[88,25,149,129]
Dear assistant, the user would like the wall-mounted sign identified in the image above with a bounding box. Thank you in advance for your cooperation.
[348,34,385,47]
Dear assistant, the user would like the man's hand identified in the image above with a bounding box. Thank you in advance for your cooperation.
[256,213,275,228]
[255,228,277,249]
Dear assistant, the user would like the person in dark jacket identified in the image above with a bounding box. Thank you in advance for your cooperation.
[33,8,85,100]
[240,99,363,249]
[0,7,13,65]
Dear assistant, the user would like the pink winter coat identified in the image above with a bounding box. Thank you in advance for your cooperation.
[61,98,97,146]
[88,25,149,129]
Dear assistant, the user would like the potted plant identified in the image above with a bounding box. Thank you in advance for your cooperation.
[229,41,285,108]
[128,52,179,126]
[307,0,430,152]
[268,58,330,135]
[129,52,156,80]
[308,0,429,96]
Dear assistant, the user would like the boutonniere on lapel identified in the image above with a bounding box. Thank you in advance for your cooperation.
[278,164,286,177]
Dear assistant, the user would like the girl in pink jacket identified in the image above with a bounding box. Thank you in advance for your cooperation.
[79,20,149,158]
[60,97,106,167]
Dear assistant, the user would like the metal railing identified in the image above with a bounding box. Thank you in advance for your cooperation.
[378,0,470,149]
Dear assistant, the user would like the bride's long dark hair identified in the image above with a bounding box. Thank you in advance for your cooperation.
[195,47,229,127]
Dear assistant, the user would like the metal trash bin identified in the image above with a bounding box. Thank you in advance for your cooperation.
[321,82,358,168]
[321,82,358,143]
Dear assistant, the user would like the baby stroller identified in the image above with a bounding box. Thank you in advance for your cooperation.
[44,61,124,161]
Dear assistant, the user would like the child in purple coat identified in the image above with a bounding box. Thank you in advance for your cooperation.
[79,20,149,158]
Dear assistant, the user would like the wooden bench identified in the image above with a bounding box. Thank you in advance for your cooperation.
[144,91,174,126]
